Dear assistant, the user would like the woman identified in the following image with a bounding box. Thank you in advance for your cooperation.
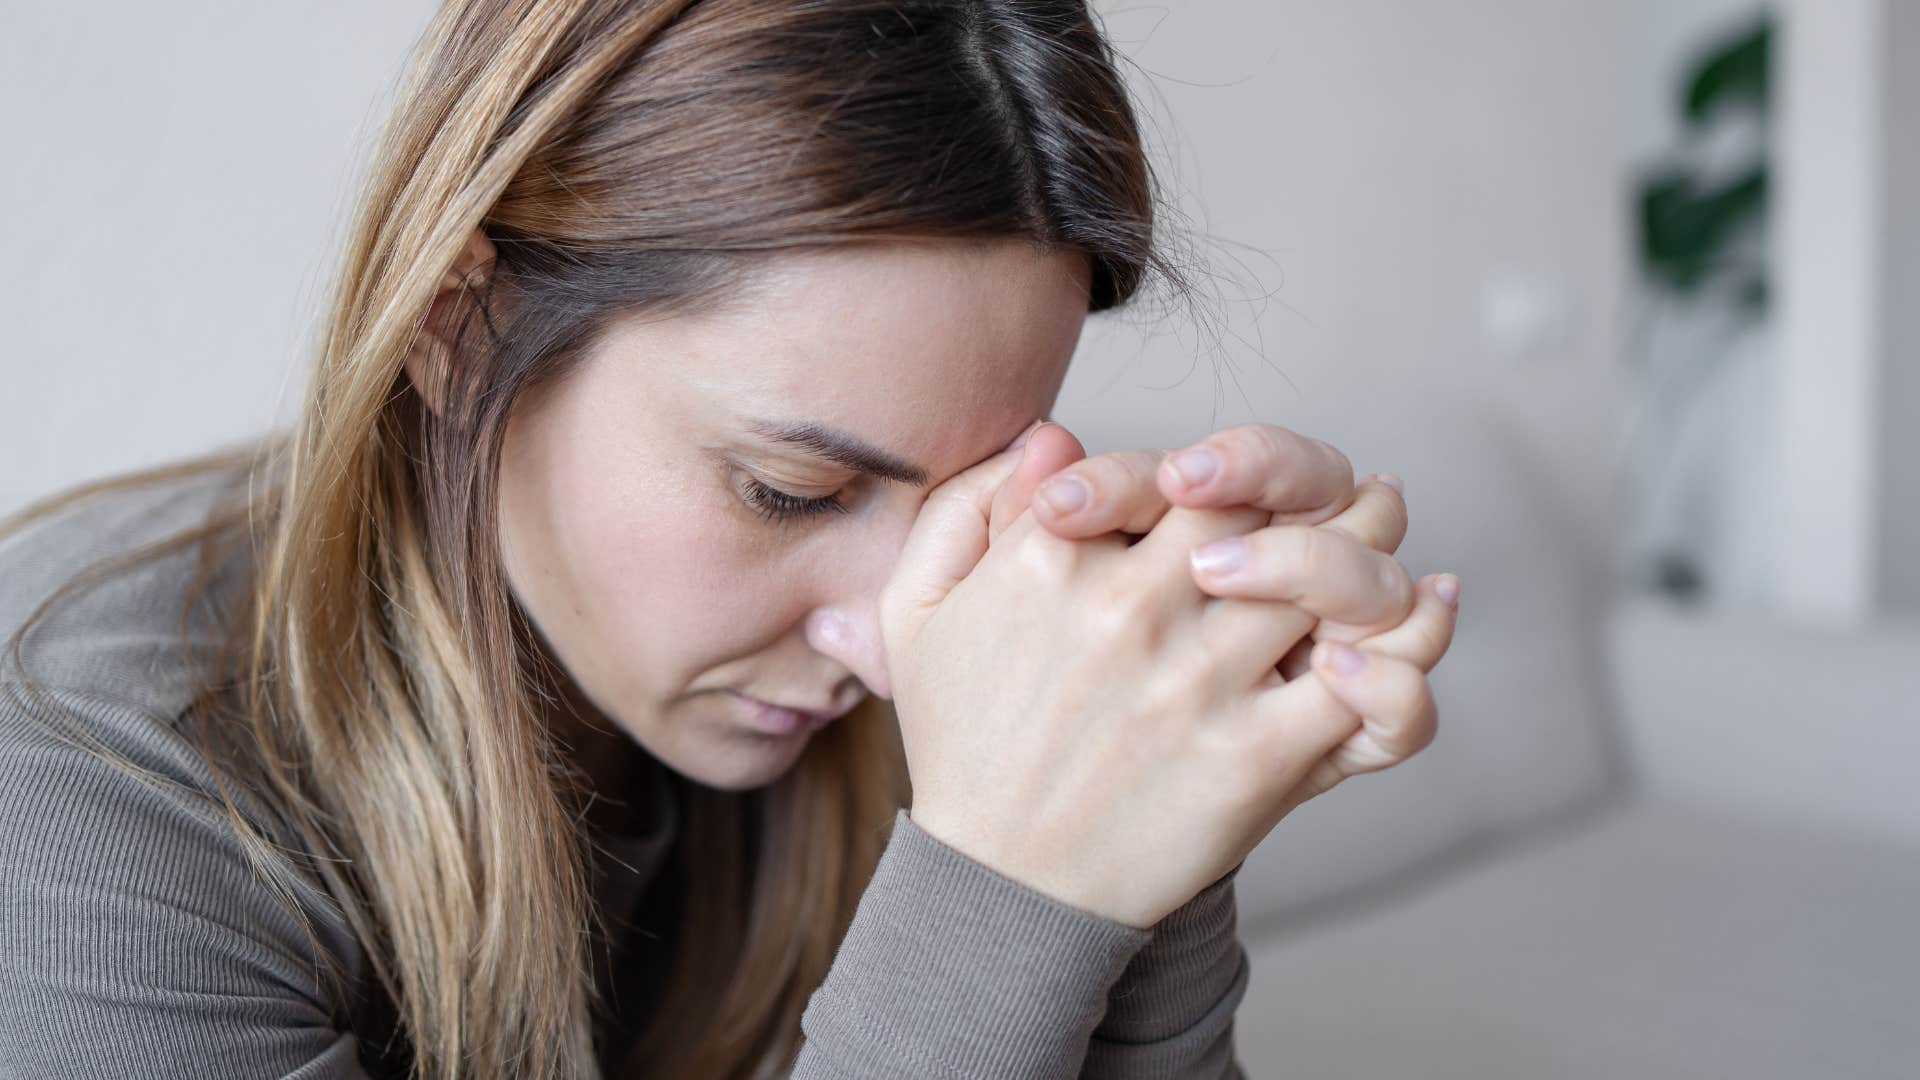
[0,1,1458,1078]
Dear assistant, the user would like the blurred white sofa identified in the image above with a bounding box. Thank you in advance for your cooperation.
[1201,389,1920,1078]
[1229,549,1920,1074]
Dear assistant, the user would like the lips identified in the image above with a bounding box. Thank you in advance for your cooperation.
[729,691,854,727]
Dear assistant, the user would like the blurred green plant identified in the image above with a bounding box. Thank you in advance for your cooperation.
[1635,17,1771,310]
[1626,15,1772,603]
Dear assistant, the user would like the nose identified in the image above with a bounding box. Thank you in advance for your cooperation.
[805,604,891,701]
[802,509,915,701]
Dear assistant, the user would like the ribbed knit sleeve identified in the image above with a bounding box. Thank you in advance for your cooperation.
[0,683,369,1080]
[792,808,1154,1079]
[1082,863,1250,1078]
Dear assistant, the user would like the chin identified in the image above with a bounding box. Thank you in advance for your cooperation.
[683,747,808,793]
[661,721,812,794]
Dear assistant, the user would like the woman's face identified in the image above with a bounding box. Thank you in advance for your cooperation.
[496,238,1089,792]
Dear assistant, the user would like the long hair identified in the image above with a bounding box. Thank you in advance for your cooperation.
[2,1,1196,1076]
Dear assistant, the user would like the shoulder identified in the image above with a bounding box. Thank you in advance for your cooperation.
[0,462,376,1076]
[0,678,373,1075]
[0,459,254,720]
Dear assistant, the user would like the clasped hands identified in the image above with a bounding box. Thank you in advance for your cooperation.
[987,418,1458,824]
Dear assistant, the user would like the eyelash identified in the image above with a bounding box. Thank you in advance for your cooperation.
[741,476,851,525]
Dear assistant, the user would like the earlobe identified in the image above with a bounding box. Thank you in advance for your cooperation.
[403,224,500,417]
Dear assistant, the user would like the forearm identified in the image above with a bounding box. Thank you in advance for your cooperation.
[1080,862,1250,1079]
[791,808,1153,1078]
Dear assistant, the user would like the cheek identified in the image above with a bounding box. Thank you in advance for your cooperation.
[498,381,811,709]
[558,469,802,681]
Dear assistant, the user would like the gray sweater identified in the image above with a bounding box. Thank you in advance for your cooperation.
[0,465,1248,1078]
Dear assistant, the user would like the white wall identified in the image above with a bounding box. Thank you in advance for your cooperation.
[0,2,436,516]
[1774,0,1884,623]
[1079,1,1626,549]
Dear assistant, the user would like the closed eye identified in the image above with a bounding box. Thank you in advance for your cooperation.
[740,475,851,525]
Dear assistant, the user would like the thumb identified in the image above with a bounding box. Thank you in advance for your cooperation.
[988,421,1086,543]
[883,423,1043,639]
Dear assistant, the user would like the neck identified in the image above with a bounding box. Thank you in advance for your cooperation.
[509,593,665,838]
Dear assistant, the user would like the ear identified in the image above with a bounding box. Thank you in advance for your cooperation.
[403,224,499,417]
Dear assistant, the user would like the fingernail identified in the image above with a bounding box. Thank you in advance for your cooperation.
[1037,474,1088,514]
[1168,446,1219,488]
[1318,641,1368,676]
[1374,472,1405,495]
[1190,536,1246,576]
[1435,573,1460,609]
[1006,421,1046,452]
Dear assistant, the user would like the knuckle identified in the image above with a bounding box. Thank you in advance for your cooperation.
[1007,527,1080,588]
[1229,423,1282,469]
[1228,422,1290,476]
[1088,570,1163,634]
[1392,674,1437,740]
[1119,447,1167,484]
[1378,491,1410,546]
[1405,620,1449,669]
[1378,556,1416,613]
[1264,470,1317,511]
[1126,450,1170,504]
[1092,449,1160,502]
[1210,526,1283,593]
[1279,524,1330,580]
[1240,423,1345,507]
[1190,427,1259,493]
[1334,491,1405,555]
[1136,652,1199,711]
[1241,420,1300,456]
[1314,436,1353,482]
[1405,693,1440,755]
[1302,760,1345,801]
[1384,477,1408,517]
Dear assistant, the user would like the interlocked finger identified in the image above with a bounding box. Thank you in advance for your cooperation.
[1194,521,1415,688]
[1232,576,1455,826]
[1030,447,1178,537]
[1277,572,1457,679]
[1314,473,1409,561]
[1157,422,1354,524]
[1178,476,1412,688]
[1123,500,1276,611]
[1241,646,1439,796]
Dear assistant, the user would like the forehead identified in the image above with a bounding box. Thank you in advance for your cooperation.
[665,238,1090,472]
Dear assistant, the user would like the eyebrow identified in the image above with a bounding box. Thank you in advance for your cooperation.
[744,417,932,486]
